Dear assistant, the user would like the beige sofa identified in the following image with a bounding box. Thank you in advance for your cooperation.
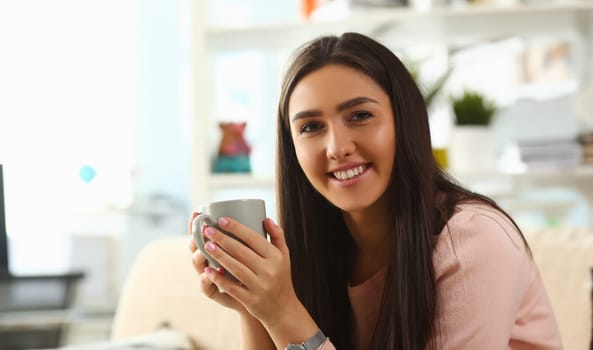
[111,229,593,350]
[523,228,593,350]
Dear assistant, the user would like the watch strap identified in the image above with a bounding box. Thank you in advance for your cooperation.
[302,329,327,350]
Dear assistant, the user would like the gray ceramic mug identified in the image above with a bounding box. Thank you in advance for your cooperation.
[192,199,267,279]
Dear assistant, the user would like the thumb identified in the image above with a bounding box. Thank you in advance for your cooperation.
[189,211,200,234]
[264,218,288,254]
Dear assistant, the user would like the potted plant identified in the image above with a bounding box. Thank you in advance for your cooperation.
[449,90,498,172]
[451,90,497,126]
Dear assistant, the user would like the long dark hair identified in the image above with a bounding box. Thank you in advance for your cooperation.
[276,32,527,350]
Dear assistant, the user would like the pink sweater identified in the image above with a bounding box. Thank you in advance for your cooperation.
[320,204,562,349]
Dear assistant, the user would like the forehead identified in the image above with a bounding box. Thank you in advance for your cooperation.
[288,64,389,113]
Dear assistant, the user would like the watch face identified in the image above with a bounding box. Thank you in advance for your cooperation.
[285,345,306,350]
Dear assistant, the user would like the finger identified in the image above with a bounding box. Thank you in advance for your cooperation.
[216,217,270,258]
[264,218,289,254]
[204,266,249,302]
[191,250,208,274]
[188,211,200,235]
[202,239,257,287]
[188,235,198,252]
[203,225,263,272]
[200,270,220,298]
[201,269,232,300]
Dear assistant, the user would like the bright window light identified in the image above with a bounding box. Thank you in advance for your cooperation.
[0,0,138,241]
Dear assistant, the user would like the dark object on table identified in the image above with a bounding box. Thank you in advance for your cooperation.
[0,272,84,349]
[0,164,8,274]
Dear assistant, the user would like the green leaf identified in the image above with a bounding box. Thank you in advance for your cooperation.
[451,90,497,126]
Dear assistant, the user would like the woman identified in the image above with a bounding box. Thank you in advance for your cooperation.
[189,32,561,349]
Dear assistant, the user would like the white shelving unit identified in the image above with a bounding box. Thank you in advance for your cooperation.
[453,165,593,199]
[205,2,593,51]
[191,1,593,216]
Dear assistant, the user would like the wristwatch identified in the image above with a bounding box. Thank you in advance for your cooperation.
[285,329,327,350]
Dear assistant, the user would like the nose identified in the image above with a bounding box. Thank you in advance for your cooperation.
[326,124,355,160]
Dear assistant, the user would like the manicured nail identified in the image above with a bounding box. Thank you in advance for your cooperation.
[204,267,214,275]
[204,227,215,238]
[205,242,216,252]
[218,217,229,226]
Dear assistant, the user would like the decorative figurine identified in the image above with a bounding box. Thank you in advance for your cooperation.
[212,121,251,173]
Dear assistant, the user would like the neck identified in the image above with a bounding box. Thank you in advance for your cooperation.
[343,195,391,285]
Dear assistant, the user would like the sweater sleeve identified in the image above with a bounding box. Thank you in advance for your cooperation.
[432,205,561,349]
[318,339,336,350]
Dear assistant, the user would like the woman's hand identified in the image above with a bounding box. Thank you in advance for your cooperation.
[188,212,247,314]
[188,213,320,349]
[198,216,300,325]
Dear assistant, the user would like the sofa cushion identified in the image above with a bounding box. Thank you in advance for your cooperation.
[111,237,240,349]
[525,228,593,350]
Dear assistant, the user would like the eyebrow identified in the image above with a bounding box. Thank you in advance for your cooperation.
[291,96,379,123]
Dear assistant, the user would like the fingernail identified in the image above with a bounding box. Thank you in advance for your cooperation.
[218,217,229,226]
[205,242,216,252]
[204,227,215,238]
[204,267,214,275]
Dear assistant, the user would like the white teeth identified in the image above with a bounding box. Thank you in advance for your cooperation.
[333,165,367,180]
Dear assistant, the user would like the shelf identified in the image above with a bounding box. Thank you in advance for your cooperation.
[206,166,593,191]
[205,2,593,50]
[452,164,593,180]
[451,165,593,202]
[0,310,76,329]
[517,165,593,178]
[207,173,275,189]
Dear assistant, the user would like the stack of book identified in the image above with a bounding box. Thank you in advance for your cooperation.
[518,138,583,168]
[579,133,593,165]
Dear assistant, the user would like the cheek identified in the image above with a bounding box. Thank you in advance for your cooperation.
[294,142,320,177]
[294,144,311,172]
[379,119,396,142]
[374,126,396,163]
[376,122,396,144]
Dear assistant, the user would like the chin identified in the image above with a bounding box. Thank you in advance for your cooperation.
[330,198,376,214]
[326,187,391,215]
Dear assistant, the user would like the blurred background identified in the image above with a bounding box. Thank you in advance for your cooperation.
[0,0,592,347]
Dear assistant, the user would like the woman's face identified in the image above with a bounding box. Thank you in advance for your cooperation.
[288,64,396,213]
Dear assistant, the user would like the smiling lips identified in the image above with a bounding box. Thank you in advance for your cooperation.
[330,164,369,181]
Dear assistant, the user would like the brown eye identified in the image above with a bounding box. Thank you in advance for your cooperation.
[300,122,323,134]
[351,111,372,122]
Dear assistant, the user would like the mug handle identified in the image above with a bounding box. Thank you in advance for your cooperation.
[192,213,221,270]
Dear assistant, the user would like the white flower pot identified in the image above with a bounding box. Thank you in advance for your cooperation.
[449,126,496,173]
